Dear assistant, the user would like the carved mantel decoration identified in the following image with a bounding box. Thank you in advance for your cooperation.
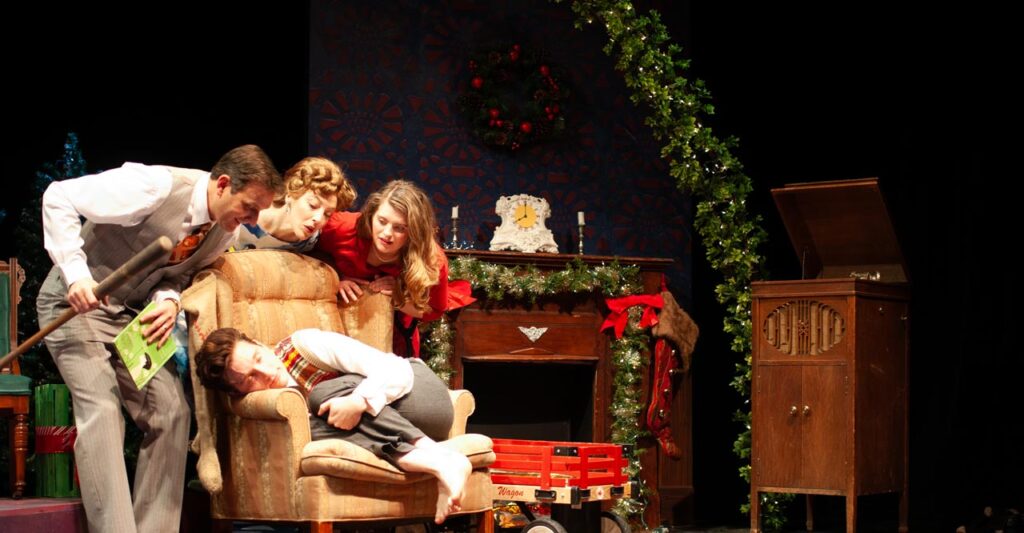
[517,326,548,343]
[762,300,845,356]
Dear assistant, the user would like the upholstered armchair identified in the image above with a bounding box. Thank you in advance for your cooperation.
[181,250,494,531]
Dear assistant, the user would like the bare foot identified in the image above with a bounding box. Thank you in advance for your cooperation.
[432,450,471,524]
[396,439,473,525]
[435,479,456,524]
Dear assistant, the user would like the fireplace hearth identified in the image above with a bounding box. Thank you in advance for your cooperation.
[463,361,595,442]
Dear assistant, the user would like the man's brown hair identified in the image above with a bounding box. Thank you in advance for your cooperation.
[210,144,284,196]
[194,327,254,394]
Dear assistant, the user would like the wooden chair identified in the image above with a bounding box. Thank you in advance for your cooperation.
[0,258,31,498]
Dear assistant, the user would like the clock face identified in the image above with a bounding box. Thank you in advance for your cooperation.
[514,203,538,229]
[490,194,558,253]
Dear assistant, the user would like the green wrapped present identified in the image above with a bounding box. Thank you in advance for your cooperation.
[33,384,79,497]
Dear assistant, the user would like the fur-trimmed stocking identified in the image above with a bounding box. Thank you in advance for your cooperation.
[646,291,699,458]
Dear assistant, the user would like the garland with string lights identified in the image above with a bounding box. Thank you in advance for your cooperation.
[419,256,653,521]
[457,43,569,151]
[557,0,785,528]
[422,316,455,385]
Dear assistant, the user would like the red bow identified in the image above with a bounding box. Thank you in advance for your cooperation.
[601,293,664,338]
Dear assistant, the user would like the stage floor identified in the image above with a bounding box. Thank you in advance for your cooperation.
[0,497,86,532]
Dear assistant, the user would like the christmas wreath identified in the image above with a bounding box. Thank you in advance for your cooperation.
[458,43,568,151]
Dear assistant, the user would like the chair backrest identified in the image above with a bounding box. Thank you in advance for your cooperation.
[1,258,24,375]
[198,249,393,353]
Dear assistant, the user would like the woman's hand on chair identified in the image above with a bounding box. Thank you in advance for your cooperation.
[367,275,396,296]
[337,278,367,303]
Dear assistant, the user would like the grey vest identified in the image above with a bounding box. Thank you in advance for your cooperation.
[39,166,230,314]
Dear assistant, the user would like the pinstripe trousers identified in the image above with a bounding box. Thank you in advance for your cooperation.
[38,288,189,533]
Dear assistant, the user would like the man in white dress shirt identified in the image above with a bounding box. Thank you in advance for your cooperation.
[36,144,282,532]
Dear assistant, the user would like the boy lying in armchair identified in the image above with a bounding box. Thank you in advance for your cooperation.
[181,249,493,529]
[194,326,471,524]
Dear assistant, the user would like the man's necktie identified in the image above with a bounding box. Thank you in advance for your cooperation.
[167,222,213,265]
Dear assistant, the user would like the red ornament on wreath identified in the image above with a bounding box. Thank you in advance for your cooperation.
[457,43,569,151]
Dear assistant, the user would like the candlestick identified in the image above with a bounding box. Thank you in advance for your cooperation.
[577,221,585,255]
[449,217,460,249]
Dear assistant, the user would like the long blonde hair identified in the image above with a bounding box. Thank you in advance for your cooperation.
[276,157,357,210]
[357,180,440,312]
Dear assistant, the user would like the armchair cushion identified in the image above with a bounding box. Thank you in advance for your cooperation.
[301,433,496,483]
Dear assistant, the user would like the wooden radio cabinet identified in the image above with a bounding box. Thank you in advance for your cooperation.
[750,179,909,532]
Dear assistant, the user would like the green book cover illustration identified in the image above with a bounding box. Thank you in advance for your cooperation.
[113,301,178,389]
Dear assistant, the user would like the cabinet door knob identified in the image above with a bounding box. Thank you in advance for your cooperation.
[789,406,798,416]
[802,405,811,416]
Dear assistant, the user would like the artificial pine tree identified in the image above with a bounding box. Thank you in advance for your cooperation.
[14,132,89,385]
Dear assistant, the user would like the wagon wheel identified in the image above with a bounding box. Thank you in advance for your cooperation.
[521,517,568,533]
[600,511,631,533]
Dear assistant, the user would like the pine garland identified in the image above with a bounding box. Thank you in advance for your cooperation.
[420,256,653,523]
[557,0,785,528]
[607,306,653,523]
[448,256,643,302]
[421,315,455,385]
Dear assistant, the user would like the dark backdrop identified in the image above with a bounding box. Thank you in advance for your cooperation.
[3,2,1018,530]
[679,2,1019,530]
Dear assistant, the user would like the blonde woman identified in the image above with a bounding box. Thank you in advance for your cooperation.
[235,156,357,251]
[317,180,473,354]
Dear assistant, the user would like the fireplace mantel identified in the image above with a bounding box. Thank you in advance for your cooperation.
[446,250,693,526]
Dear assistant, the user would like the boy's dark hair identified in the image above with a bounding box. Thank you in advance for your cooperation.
[194,327,254,394]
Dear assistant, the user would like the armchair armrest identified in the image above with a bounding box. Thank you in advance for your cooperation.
[228,387,311,425]
[226,387,313,465]
[448,389,476,439]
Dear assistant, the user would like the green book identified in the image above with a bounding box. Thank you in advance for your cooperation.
[113,301,178,389]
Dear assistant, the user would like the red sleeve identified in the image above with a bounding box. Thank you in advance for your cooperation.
[317,211,375,280]
[419,246,476,321]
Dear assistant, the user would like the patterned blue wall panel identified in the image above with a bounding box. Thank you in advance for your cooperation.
[309,0,692,299]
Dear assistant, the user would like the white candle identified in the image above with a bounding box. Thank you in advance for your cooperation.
[452,206,459,219]
[577,211,585,225]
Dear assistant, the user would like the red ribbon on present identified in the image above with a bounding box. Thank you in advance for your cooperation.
[35,425,77,454]
[600,294,665,339]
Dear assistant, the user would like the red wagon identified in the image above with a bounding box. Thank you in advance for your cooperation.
[489,438,635,533]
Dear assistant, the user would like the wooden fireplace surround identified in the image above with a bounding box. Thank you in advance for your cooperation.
[446,250,692,527]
